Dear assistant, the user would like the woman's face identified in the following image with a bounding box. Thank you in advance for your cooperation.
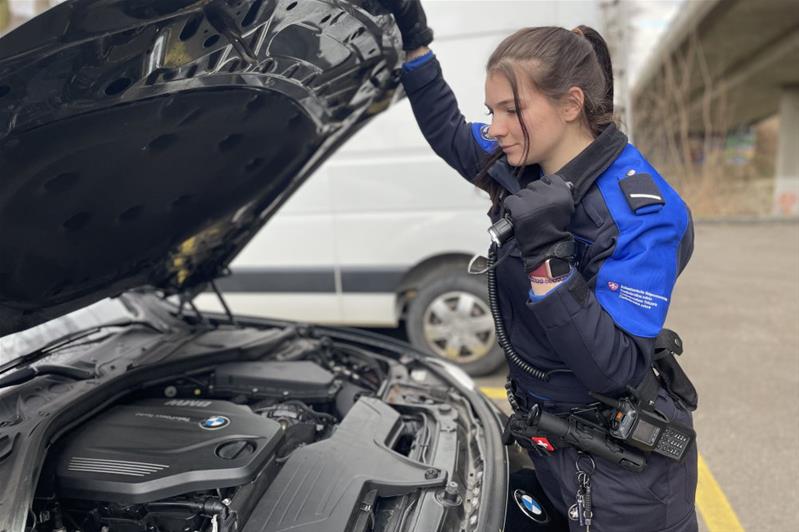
[484,70,567,168]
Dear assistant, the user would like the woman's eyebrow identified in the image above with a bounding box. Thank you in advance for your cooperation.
[485,99,516,109]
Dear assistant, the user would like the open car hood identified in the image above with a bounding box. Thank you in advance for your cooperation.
[0,0,402,337]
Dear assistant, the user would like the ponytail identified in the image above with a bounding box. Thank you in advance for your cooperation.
[572,25,614,116]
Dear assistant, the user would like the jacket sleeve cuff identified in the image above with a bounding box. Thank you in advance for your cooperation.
[526,270,591,328]
[399,53,442,94]
[402,50,434,72]
[527,268,575,303]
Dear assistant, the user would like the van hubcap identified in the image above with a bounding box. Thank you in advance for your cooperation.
[422,291,496,363]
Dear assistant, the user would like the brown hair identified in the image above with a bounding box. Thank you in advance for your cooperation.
[474,25,616,207]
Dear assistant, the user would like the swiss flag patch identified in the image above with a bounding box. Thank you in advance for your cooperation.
[531,437,555,452]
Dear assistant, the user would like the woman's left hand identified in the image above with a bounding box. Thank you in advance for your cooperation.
[502,174,576,272]
[376,0,434,51]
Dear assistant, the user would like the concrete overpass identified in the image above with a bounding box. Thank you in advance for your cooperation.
[630,0,799,216]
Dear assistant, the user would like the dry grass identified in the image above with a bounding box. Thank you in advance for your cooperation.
[677,174,774,218]
[657,133,778,219]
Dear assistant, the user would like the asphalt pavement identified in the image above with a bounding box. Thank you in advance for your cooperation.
[667,221,798,531]
[375,221,799,531]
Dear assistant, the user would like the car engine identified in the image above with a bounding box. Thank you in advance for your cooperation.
[32,358,381,532]
[56,399,284,504]
[25,328,484,532]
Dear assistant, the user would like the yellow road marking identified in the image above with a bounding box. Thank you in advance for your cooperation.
[479,386,508,400]
[479,386,744,531]
[697,453,745,531]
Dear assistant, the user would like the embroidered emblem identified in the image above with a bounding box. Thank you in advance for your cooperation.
[607,282,669,311]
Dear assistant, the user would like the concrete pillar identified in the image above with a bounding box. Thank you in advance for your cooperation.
[773,86,799,217]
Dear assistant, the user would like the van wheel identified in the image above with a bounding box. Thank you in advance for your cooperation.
[405,272,505,377]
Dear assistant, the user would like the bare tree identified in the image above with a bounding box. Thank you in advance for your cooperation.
[633,26,771,217]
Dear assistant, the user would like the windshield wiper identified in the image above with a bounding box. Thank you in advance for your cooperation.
[0,364,95,389]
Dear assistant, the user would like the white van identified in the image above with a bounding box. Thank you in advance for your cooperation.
[197,1,603,375]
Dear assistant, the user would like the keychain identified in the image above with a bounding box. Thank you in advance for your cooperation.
[568,452,595,531]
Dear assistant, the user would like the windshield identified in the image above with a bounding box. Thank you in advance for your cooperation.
[0,297,141,366]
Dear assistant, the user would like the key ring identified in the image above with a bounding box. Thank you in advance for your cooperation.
[576,452,596,475]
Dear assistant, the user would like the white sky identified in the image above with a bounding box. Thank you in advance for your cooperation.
[628,0,684,85]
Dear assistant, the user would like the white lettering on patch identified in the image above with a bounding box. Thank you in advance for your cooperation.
[608,282,668,310]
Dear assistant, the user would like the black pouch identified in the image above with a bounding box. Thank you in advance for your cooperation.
[654,329,698,411]
[619,172,665,214]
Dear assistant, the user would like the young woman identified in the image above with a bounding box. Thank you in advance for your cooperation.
[378,1,699,531]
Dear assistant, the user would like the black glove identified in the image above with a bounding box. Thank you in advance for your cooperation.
[502,174,575,273]
[376,0,434,51]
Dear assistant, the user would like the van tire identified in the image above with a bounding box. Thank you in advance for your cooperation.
[405,271,505,377]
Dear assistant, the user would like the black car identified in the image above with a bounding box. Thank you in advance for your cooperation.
[0,2,566,531]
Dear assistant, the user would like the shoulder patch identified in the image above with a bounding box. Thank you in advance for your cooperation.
[619,171,665,214]
[593,146,690,338]
[471,122,498,153]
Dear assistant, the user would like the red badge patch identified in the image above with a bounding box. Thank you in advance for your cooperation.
[531,437,555,452]
[608,281,620,292]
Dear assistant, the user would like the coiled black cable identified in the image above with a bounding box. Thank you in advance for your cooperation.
[486,243,571,381]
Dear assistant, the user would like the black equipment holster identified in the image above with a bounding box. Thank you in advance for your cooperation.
[616,328,698,412]
[652,329,698,411]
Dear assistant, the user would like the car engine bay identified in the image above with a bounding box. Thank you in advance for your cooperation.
[24,327,489,532]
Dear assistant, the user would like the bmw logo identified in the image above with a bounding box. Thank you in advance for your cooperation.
[513,490,549,523]
[199,416,230,430]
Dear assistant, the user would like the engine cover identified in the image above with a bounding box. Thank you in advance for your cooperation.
[55,399,282,503]
[213,361,338,401]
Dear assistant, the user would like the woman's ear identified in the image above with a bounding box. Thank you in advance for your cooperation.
[560,86,585,123]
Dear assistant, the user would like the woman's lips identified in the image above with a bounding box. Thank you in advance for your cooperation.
[501,144,517,152]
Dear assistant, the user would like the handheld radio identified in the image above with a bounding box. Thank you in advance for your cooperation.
[589,392,695,460]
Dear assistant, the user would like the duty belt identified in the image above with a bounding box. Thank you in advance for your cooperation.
[501,329,698,471]
[502,380,616,457]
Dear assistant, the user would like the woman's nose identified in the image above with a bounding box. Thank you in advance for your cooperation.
[487,120,506,139]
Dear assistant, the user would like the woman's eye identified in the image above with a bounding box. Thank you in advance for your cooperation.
[485,110,493,116]
[506,108,517,114]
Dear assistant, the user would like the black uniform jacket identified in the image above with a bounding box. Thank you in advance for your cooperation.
[401,53,694,407]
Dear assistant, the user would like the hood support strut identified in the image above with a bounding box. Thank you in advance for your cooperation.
[211,280,237,326]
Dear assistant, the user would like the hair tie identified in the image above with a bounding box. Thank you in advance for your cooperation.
[571,27,585,38]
